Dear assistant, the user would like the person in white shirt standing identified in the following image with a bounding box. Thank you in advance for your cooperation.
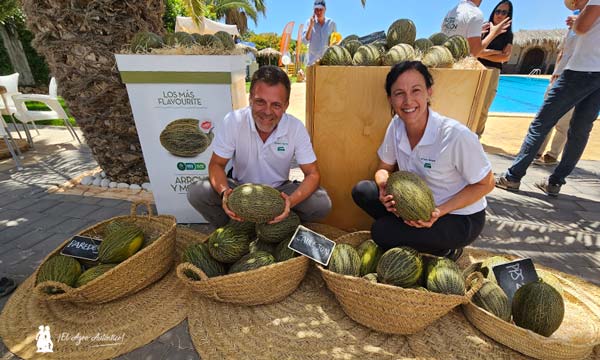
[303,0,337,66]
[187,65,332,227]
[496,0,600,197]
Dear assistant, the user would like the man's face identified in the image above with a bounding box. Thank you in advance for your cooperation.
[249,81,289,134]
[314,7,325,20]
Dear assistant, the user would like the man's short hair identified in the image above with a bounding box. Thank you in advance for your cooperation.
[314,0,326,9]
[250,65,291,102]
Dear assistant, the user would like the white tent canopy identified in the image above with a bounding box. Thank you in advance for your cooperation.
[175,16,240,36]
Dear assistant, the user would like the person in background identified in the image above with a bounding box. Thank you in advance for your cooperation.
[303,0,337,66]
[352,61,494,260]
[535,0,588,166]
[496,0,600,197]
[475,0,514,136]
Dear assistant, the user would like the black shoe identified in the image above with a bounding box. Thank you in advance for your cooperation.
[0,277,16,297]
[443,248,464,261]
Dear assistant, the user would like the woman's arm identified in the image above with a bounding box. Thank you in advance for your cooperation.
[374,161,397,213]
[479,44,512,62]
[436,170,494,217]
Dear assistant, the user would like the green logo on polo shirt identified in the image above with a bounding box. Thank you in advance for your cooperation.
[277,146,285,151]
[424,163,431,169]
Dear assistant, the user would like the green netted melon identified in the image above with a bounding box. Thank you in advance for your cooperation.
[357,239,382,276]
[37,255,82,293]
[182,242,226,279]
[214,31,235,50]
[386,19,417,48]
[385,171,436,221]
[414,38,434,53]
[75,264,116,288]
[130,31,164,53]
[352,44,382,66]
[98,223,144,263]
[225,219,256,240]
[328,244,361,276]
[481,256,510,283]
[362,273,378,283]
[256,211,300,244]
[249,239,276,254]
[428,32,449,46]
[193,34,224,50]
[377,247,423,287]
[227,184,285,223]
[382,44,416,66]
[426,257,466,295]
[274,239,296,262]
[160,118,214,157]
[340,34,360,47]
[207,227,250,263]
[228,251,275,274]
[164,31,195,46]
[370,39,388,53]
[443,35,470,60]
[512,280,565,337]
[421,45,455,68]
[537,269,564,296]
[320,45,352,66]
[343,39,363,57]
[472,279,511,321]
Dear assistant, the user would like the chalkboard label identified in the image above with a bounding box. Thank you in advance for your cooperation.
[358,30,386,45]
[492,258,539,302]
[288,225,336,266]
[60,235,102,261]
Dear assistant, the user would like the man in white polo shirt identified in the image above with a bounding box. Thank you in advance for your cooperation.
[187,65,331,226]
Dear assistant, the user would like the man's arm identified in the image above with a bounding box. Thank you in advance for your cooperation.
[304,16,315,41]
[208,152,230,195]
[574,4,600,34]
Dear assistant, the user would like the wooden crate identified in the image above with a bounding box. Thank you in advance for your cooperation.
[306,65,496,231]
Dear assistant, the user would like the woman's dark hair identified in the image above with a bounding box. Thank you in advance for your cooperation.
[384,61,434,97]
[250,65,291,102]
[489,0,513,34]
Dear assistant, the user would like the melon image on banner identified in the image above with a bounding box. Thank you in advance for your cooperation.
[159,118,214,157]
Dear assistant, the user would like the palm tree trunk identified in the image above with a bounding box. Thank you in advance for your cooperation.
[20,0,165,184]
[0,22,35,86]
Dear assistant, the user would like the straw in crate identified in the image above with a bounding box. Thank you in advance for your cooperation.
[33,202,176,303]
[317,231,483,335]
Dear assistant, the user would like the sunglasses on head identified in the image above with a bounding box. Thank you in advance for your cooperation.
[494,9,509,16]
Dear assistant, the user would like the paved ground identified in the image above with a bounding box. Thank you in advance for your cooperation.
[0,123,599,359]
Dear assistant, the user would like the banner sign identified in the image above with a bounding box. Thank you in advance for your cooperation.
[279,21,295,66]
[296,24,304,68]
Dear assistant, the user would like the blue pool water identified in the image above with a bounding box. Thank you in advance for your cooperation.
[490,75,549,114]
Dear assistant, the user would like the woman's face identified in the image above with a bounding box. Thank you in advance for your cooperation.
[493,3,510,25]
[388,69,432,126]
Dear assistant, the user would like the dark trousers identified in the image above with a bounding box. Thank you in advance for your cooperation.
[352,180,486,253]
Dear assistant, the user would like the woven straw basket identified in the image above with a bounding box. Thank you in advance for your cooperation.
[33,202,176,303]
[317,231,483,335]
[176,228,310,306]
[462,261,600,360]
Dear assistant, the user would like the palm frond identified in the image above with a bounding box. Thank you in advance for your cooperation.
[182,0,207,26]
[361,0,366,8]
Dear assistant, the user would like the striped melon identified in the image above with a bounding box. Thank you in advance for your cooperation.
[382,44,416,66]
[274,239,296,262]
[207,227,250,263]
[255,211,300,244]
[370,39,388,53]
[37,255,82,293]
[340,34,360,47]
[343,39,363,57]
[385,171,436,222]
[426,257,466,295]
[512,280,565,337]
[362,273,378,283]
[228,251,275,274]
[386,19,417,48]
[164,31,195,47]
[182,242,226,279]
[98,223,144,263]
[357,239,382,276]
[227,184,285,223]
[320,45,352,66]
[328,244,361,276]
[130,31,164,53]
[472,279,511,321]
[214,31,235,50]
[414,38,434,53]
[377,247,423,287]
[226,219,257,240]
[443,35,470,60]
[249,239,276,254]
[481,256,510,283]
[352,44,382,66]
[428,32,449,46]
[75,264,116,288]
[193,34,224,50]
[421,46,455,68]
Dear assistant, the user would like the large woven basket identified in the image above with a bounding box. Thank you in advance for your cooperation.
[33,202,176,303]
[317,231,483,335]
[176,228,310,306]
[461,259,600,360]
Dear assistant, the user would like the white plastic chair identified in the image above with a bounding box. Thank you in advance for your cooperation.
[0,73,23,137]
[0,84,23,170]
[11,77,81,146]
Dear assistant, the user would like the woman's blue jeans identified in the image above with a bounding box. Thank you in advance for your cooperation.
[506,70,600,185]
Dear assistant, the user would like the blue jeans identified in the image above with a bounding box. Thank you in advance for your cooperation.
[506,70,600,185]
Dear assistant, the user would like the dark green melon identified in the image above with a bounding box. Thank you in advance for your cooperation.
[227,184,285,223]
[342,39,363,57]
[320,45,352,66]
[340,34,360,47]
[182,242,226,279]
[75,264,116,288]
[481,256,510,283]
[385,171,435,221]
[274,239,296,262]
[37,255,82,293]
[328,244,361,276]
[472,279,511,321]
[428,32,449,46]
[249,239,276,254]
[130,31,164,53]
[370,39,388,53]
[443,35,470,60]
[421,45,455,68]
[255,211,300,244]
[362,273,378,283]
[228,251,275,274]
[193,34,224,50]
[426,258,466,295]
[512,280,565,337]
[377,247,423,287]
[357,239,382,276]
[226,219,257,240]
[382,44,416,66]
[414,38,434,53]
[214,31,235,50]
[537,269,564,296]
[386,19,417,48]
[207,227,250,263]
[163,31,195,46]
[352,44,382,66]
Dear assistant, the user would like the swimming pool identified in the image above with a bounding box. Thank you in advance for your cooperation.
[490,75,549,114]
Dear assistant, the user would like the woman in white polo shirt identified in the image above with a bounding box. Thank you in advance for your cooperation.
[352,61,495,259]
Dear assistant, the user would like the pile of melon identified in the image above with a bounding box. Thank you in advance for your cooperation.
[319,18,470,68]
[181,184,300,279]
[127,30,239,55]
[467,256,566,337]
